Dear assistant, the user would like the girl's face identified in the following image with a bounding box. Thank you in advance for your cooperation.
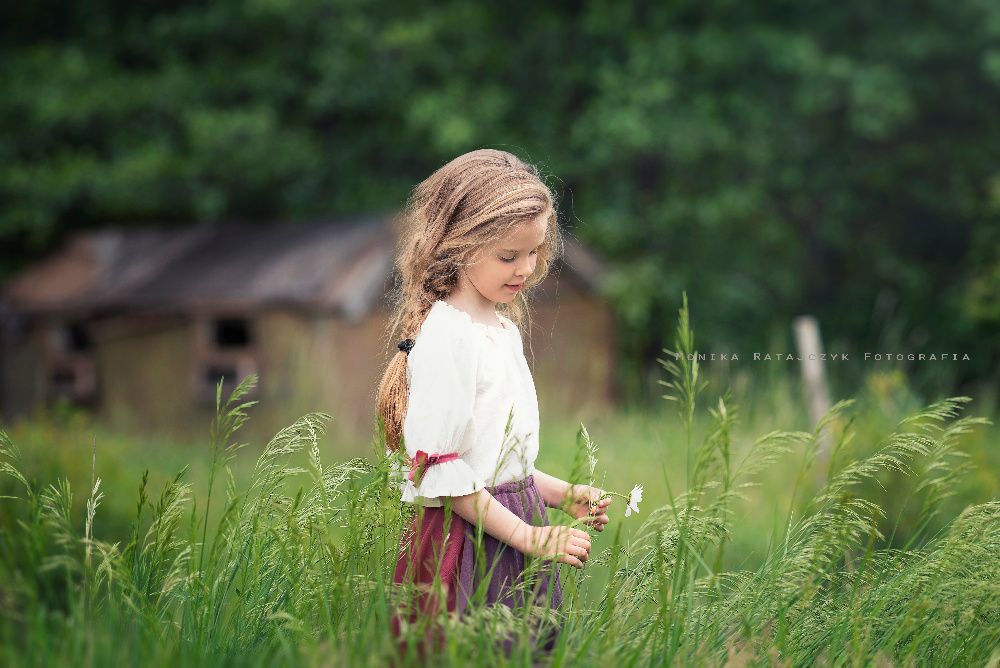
[463,213,548,306]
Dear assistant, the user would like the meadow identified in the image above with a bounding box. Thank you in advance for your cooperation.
[1,301,998,666]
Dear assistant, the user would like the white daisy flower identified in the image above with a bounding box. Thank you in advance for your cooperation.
[625,484,644,517]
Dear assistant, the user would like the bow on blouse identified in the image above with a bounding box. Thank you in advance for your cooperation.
[408,450,461,487]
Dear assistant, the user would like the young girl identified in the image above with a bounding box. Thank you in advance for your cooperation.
[376,149,613,654]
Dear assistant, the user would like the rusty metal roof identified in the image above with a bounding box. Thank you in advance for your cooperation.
[2,217,607,321]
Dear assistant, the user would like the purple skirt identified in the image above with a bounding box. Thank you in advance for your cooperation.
[391,475,563,657]
[456,475,564,652]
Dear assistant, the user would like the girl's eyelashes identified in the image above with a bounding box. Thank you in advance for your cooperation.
[499,250,539,263]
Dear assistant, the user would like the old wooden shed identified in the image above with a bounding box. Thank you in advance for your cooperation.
[1,218,617,444]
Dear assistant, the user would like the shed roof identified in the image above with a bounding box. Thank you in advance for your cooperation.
[3,217,608,322]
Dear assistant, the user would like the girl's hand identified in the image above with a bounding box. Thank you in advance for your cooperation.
[565,485,612,532]
[522,525,592,569]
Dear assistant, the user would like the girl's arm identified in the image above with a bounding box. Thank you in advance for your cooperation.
[533,468,613,532]
[532,469,573,509]
[449,489,591,568]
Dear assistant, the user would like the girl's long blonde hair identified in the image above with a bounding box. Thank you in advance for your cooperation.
[376,148,563,453]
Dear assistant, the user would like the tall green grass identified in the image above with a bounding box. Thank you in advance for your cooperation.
[1,298,998,666]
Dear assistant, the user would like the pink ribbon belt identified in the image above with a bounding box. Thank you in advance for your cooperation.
[408,450,460,486]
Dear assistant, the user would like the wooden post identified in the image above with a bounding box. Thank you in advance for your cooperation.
[793,316,833,466]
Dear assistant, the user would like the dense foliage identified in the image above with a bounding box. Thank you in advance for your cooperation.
[3,1,999,396]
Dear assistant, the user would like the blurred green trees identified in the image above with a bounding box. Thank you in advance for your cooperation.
[2,0,998,397]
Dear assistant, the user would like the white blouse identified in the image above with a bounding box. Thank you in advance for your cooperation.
[395,299,541,507]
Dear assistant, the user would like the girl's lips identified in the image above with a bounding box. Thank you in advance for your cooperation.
[505,283,523,291]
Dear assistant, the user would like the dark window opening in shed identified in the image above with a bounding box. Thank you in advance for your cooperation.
[46,359,98,407]
[204,364,238,389]
[49,367,76,389]
[214,318,252,349]
[57,322,91,353]
[45,323,99,407]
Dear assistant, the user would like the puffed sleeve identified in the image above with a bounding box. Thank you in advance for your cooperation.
[399,317,487,505]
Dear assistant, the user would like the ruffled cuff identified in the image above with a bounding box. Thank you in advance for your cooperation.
[399,456,486,507]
